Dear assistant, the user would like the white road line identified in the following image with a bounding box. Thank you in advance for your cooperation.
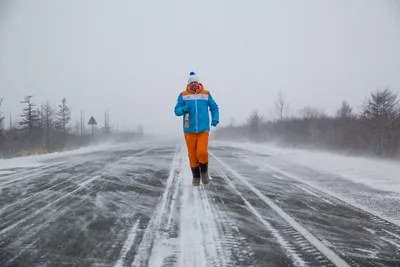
[114,218,141,267]
[266,164,400,228]
[294,184,337,206]
[217,170,306,267]
[211,152,351,267]
[239,153,338,207]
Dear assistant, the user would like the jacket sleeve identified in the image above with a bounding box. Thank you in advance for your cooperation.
[208,92,219,122]
[174,93,185,116]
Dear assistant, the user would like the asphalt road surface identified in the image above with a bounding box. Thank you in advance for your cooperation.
[1,141,399,267]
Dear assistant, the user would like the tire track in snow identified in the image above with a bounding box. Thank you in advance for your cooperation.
[131,144,234,267]
[204,180,255,267]
[178,159,229,267]
[0,161,85,190]
[5,180,100,263]
[0,175,100,236]
[1,150,150,235]
[11,150,157,265]
[261,160,400,252]
[114,218,141,267]
[131,145,182,267]
[0,172,85,217]
[0,169,100,231]
[383,229,400,240]
[215,170,307,267]
[0,161,65,182]
[3,180,99,264]
[211,152,351,267]
[199,184,231,267]
[257,156,400,228]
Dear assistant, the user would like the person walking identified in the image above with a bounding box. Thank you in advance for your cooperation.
[174,71,219,186]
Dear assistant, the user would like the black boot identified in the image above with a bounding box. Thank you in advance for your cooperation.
[199,162,209,184]
[191,166,200,186]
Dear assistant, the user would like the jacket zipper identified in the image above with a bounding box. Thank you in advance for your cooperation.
[195,92,198,133]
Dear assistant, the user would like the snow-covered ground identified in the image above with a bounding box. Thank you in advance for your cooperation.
[1,140,399,266]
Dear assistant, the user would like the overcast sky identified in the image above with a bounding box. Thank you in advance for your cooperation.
[1,0,399,136]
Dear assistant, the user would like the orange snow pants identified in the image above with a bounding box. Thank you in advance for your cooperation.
[184,131,209,168]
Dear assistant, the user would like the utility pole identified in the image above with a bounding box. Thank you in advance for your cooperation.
[104,110,110,133]
[80,110,86,135]
[80,110,83,136]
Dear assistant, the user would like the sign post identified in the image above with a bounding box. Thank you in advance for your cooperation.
[88,116,97,136]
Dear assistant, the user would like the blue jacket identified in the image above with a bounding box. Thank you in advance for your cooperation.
[174,83,219,133]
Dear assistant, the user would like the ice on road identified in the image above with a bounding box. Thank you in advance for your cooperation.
[0,140,400,267]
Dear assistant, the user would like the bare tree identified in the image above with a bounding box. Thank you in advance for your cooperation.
[19,95,40,131]
[247,110,262,134]
[335,100,353,119]
[275,90,289,120]
[56,97,71,133]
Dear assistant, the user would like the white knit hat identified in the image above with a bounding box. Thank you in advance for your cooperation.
[188,71,199,84]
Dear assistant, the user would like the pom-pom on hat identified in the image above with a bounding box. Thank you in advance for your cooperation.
[188,71,199,84]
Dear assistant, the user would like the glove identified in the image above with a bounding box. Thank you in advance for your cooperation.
[211,120,218,127]
[182,106,191,113]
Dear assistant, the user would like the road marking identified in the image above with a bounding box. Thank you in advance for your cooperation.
[216,170,306,267]
[211,152,351,267]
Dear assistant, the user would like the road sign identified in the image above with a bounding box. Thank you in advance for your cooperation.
[88,116,97,125]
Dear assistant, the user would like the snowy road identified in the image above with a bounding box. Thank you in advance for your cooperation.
[1,141,400,267]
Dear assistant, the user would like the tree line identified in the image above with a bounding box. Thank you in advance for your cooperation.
[0,95,141,159]
[0,95,77,158]
[213,87,400,158]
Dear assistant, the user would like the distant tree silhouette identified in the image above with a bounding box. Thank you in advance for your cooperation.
[41,102,55,149]
[247,110,262,134]
[19,95,40,131]
[56,97,71,133]
[335,100,353,119]
[275,90,290,120]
